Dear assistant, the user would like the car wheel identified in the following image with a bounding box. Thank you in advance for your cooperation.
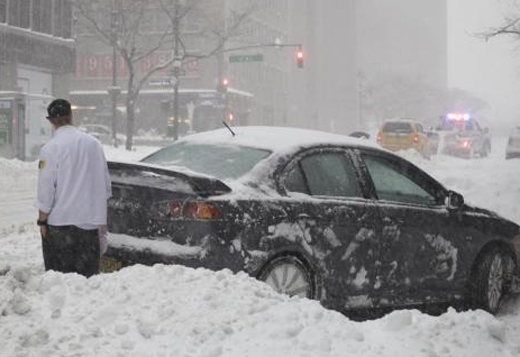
[471,248,512,314]
[258,255,317,299]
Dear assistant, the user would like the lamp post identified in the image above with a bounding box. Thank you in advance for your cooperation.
[108,5,121,147]
[172,0,181,141]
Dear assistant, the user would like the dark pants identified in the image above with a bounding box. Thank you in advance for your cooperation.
[42,225,100,277]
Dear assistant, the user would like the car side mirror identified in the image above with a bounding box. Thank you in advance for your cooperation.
[446,191,464,210]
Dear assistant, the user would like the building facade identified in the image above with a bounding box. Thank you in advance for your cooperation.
[0,0,75,159]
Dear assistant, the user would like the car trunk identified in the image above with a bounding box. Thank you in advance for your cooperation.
[107,161,231,246]
[382,132,414,148]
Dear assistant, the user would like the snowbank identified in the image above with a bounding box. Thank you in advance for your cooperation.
[0,158,38,237]
[1,260,518,357]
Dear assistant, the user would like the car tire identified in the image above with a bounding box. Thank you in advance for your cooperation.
[471,248,513,314]
[258,255,317,299]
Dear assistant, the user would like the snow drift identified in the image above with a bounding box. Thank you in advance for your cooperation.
[1,261,518,357]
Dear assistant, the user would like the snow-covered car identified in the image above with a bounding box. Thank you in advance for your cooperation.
[104,127,520,315]
[438,114,491,158]
[79,124,125,146]
[506,126,520,160]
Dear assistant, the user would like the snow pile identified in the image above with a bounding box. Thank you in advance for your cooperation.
[0,158,38,237]
[1,262,518,357]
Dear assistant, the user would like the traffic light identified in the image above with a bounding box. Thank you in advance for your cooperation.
[218,77,229,93]
[296,48,304,68]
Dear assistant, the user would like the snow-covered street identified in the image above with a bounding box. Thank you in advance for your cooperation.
[1,139,520,357]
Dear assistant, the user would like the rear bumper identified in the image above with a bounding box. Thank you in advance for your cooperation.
[380,143,421,152]
[506,151,520,160]
[103,233,246,273]
[442,144,472,158]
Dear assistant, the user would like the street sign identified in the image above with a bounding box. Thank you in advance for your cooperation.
[229,53,264,63]
[149,79,172,87]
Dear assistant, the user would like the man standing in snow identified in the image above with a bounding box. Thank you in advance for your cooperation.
[35,99,112,277]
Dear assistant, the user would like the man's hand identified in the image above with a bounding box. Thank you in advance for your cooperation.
[38,210,49,238]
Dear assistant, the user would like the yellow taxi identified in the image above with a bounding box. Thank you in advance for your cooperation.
[376,119,430,155]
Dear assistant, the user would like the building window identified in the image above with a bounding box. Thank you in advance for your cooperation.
[8,0,19,27]
[0,0,6,23]
[32,0,42,31]
[20,0,31,28]
[6,0,29,28]
[62,1,72,38]
[52,0,72,38]
[35,0,52,34]
[41,0,52,34]
[54,0,62,37]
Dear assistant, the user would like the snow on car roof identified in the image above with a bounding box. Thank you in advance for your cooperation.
[382,118,421,123]
[177,126,378,153]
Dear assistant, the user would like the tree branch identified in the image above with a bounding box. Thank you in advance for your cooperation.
[477,18,520,41]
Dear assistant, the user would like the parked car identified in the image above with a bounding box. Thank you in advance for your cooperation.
[79,124,125,146]
[376,119,433,157]
[349,131,370,139]
[438,114,491,158]
[103,127,520,315]
[506,126,520,160]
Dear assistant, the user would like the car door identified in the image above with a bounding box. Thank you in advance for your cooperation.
[280,147,382,309]
[355,149,462,306]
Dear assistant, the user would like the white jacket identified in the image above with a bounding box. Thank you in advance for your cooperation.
[35,125,112,228]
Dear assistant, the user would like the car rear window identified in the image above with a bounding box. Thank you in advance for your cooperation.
[382,122,412,133]
[141,142,271,180]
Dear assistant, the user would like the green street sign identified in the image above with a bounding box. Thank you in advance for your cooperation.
[229,53,264,63]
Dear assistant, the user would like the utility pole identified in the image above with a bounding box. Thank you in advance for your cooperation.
[172,0,181,141]
[108,2,121,147]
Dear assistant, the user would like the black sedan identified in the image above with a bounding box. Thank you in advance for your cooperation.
[103,127,520,315]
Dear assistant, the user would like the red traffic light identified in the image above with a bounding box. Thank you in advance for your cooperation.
[218,78,229,93]
[296,49,304,68]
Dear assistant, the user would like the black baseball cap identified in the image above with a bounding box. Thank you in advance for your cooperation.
[46,99,72,119]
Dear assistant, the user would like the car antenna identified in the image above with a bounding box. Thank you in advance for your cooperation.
[222,121,236,137]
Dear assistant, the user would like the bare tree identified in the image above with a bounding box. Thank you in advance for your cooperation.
[74,0,262,149]
[476,17,520,41]
[75,0,178,149]
[157,0,263,139]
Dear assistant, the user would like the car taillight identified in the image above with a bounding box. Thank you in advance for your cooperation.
[413,135,419,143]
[183,201,222,220]
[462,140,470,148]
[166,200,222,220]
[377,134,382,142]
[167,201,183,218]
